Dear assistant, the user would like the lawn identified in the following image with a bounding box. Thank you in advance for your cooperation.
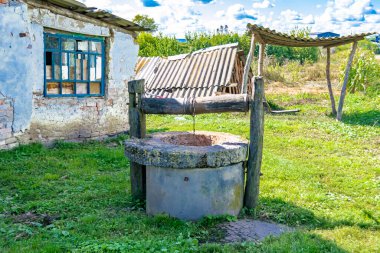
[0,90,379,252]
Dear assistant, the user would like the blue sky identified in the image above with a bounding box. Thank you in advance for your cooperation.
[79,0,380,37]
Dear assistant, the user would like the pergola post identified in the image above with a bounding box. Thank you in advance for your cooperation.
[128,79,147,201]
[244,76,264,209]
[326,47,337,116]
[241,34,256,94]
[337,41,358,121]
[258,43,266,76]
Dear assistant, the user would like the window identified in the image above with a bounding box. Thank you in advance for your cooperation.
[44,33,105,97]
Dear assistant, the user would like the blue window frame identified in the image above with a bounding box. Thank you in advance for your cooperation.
[44,33,105,97]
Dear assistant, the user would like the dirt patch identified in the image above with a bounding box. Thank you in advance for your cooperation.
[161,133,223,146]
[218,219,293,243]
[12,212,58,227]
[266,81,340,96]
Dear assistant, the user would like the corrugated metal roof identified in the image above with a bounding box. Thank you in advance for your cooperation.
[136,43,240,98]
[248,24,375,47]
[40,0,146,31]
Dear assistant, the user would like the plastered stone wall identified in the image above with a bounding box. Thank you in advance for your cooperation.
[0,1,139,148]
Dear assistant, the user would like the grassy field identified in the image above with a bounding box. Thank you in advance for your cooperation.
[0,89,379,252]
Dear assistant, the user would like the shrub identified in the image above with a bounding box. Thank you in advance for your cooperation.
[339,47,380,94]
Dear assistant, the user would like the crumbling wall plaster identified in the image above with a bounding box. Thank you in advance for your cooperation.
[0,2,35,133]
[28,7,110,37]
[0,2,139,147]
[26,7,139,144]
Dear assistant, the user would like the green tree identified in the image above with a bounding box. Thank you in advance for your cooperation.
[132,14,158,32]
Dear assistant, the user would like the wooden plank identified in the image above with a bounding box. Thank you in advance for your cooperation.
[326,47,337,116]
[241,34,256,94]
[128,79,146,200]
[244,77,264,209]
[337,41,358,121]
[141,94,250,115]
[271,109,300,114]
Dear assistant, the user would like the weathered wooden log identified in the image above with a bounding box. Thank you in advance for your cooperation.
[141,94,250,115]
[326,47,337,116]
[128,79,146,201]
[241,34,256,94]
[244,77,264,209]
[337,41,358,121]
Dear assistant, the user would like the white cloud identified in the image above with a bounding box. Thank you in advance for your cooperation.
[77,0,380,37]
[313,0,380,34]
[252,0,274,9]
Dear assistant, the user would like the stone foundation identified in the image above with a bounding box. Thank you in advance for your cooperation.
[0,95,18,149]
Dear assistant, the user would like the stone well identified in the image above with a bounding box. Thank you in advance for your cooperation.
[125,131,248,220]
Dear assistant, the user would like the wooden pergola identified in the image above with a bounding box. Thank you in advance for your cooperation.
[242,24,374,121]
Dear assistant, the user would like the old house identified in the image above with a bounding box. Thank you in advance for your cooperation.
[0,0,145,149]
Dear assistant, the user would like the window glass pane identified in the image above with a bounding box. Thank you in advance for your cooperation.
[62,53,69,80]
[76,83,88,94]
[76,54,88,81]
[45,52,52,80]
[68,53,75,80]
[62,82,74,94]
[96,56,102,81]
[90,41,102,54]
[47,82,60,94]
[62,38,75,51]
[89,55,96,81]
[53,52,61,80]
[90,83,101,94]
[45,36,59,49]
[77,40,88,52]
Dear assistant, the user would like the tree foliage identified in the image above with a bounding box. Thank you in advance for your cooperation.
[136,29,319,65]
[132,14,158,32]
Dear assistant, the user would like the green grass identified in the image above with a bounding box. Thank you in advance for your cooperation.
[0,92,379,252]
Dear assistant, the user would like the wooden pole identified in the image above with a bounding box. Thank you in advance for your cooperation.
[244,76,264,209]
[326,47,337,116]
[128,79,146,200]
[257,43,271,112]
[258,43,266,76]
[241,34,256,94]
[141,94,250,115]
[337,41,358,121]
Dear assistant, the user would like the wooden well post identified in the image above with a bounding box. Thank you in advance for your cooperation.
[244,76,264,209]
[128,79,147,200]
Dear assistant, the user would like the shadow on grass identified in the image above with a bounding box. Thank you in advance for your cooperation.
[257,198,376,230]
[342,110,379,127]
[255,231,349,253]
[147,128,169,134]
[266,100,286,111]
